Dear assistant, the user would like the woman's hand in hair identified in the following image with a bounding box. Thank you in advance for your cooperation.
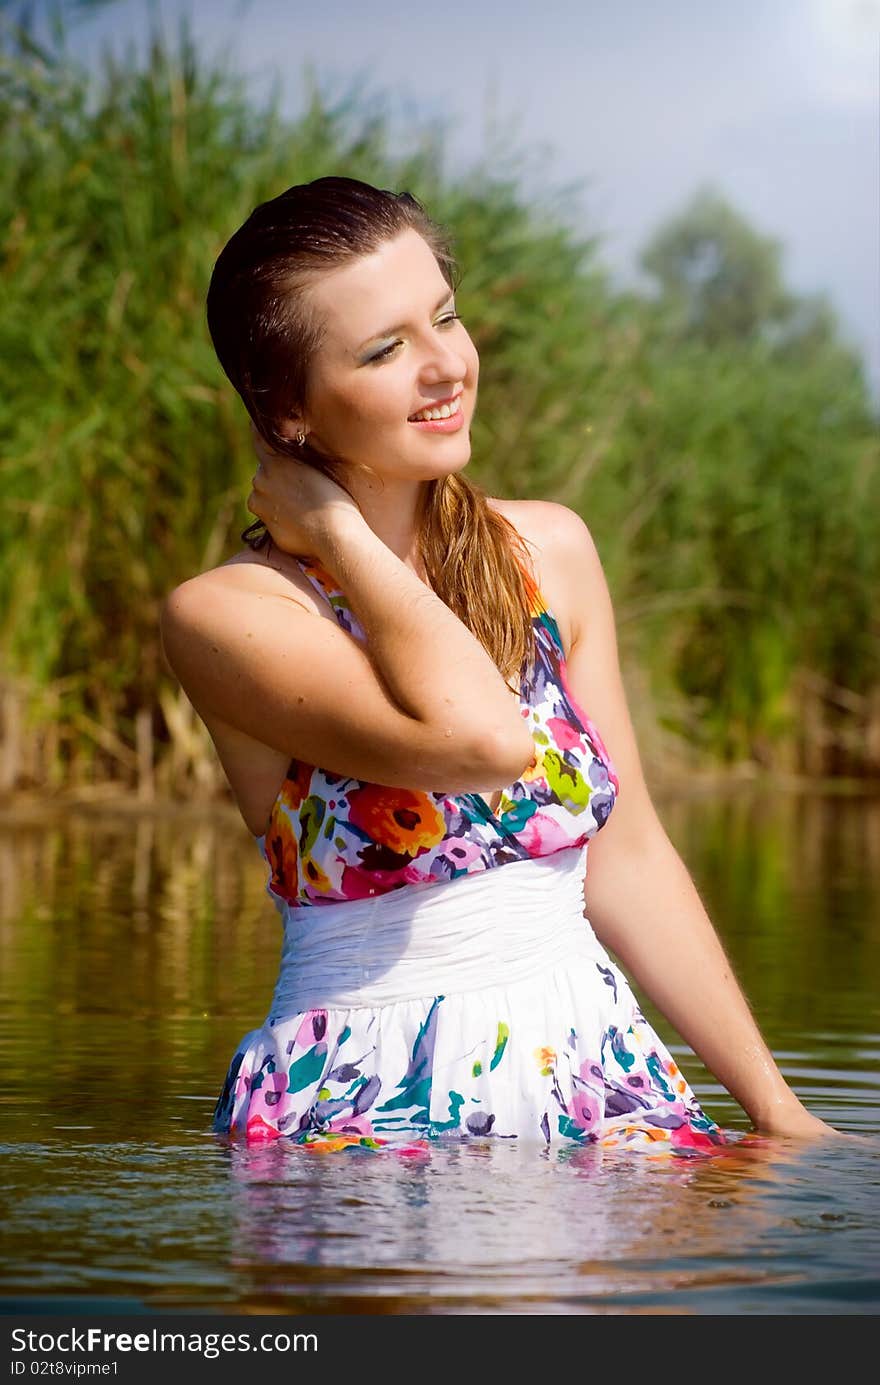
[247,424,363,555]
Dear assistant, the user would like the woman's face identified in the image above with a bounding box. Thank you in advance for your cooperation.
[292,228,479,482]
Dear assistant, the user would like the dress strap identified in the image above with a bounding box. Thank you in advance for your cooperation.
[293,557,363,640]
[510,549,566,662]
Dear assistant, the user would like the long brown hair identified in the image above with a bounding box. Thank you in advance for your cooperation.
[206,175,537,690]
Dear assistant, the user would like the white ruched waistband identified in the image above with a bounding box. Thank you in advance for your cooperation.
[268,843,605,1017]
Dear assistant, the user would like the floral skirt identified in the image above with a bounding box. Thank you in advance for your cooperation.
[213,844,730,1157]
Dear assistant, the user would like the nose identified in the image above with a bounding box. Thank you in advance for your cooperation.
[420,331,470,384]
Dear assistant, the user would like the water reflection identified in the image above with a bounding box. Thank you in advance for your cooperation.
[218,1135,791,1302]
[1,792,878,1312]
[5,1130,876,1313]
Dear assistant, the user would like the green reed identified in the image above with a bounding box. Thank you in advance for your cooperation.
[1,19,877,798]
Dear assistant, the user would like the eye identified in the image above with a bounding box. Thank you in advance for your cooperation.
[369,313,463,364]
[371,341,401,362]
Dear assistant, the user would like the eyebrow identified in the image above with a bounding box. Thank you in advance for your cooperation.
[356,289,455,355]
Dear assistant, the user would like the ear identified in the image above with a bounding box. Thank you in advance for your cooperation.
[276,415,307,441]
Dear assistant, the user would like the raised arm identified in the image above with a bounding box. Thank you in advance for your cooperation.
[537,501,837,1140]
[161,487,535,800]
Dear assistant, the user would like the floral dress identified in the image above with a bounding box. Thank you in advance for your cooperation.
[212,554,729,1158]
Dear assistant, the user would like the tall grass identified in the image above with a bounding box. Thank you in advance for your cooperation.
[1,21,877,799]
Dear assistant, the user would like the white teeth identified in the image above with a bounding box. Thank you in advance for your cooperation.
[410,396,461,423]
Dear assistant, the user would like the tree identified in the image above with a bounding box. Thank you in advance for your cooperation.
[640,184,797,346]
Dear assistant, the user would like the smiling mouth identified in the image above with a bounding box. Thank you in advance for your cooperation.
[407,395,463,423]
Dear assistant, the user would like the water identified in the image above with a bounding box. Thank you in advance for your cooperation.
[1,791,878,1314]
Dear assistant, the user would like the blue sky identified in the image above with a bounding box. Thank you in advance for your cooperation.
[66,0,880,400]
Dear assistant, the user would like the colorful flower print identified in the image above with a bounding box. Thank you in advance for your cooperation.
[257,554,620,910]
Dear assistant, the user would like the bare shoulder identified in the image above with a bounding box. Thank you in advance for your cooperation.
[158,545,334,768]
[161,544,329,633]
[491,497,597,551]
[488,498,603,656]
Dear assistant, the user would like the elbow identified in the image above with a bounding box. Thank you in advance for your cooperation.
[481,723,538,784]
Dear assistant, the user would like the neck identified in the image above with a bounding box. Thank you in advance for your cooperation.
[345,471,432,578]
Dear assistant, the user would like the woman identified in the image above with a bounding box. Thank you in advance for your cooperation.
[161,176,833,1153]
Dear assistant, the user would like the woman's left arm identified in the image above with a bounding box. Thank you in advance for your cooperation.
[537,502,837,1139]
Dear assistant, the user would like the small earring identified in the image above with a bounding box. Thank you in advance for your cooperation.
[295,429,307,446]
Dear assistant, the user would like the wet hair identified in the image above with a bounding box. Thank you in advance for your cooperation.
[206,175,537,688]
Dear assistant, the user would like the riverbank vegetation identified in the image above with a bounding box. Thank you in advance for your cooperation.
[2,19,878,802]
